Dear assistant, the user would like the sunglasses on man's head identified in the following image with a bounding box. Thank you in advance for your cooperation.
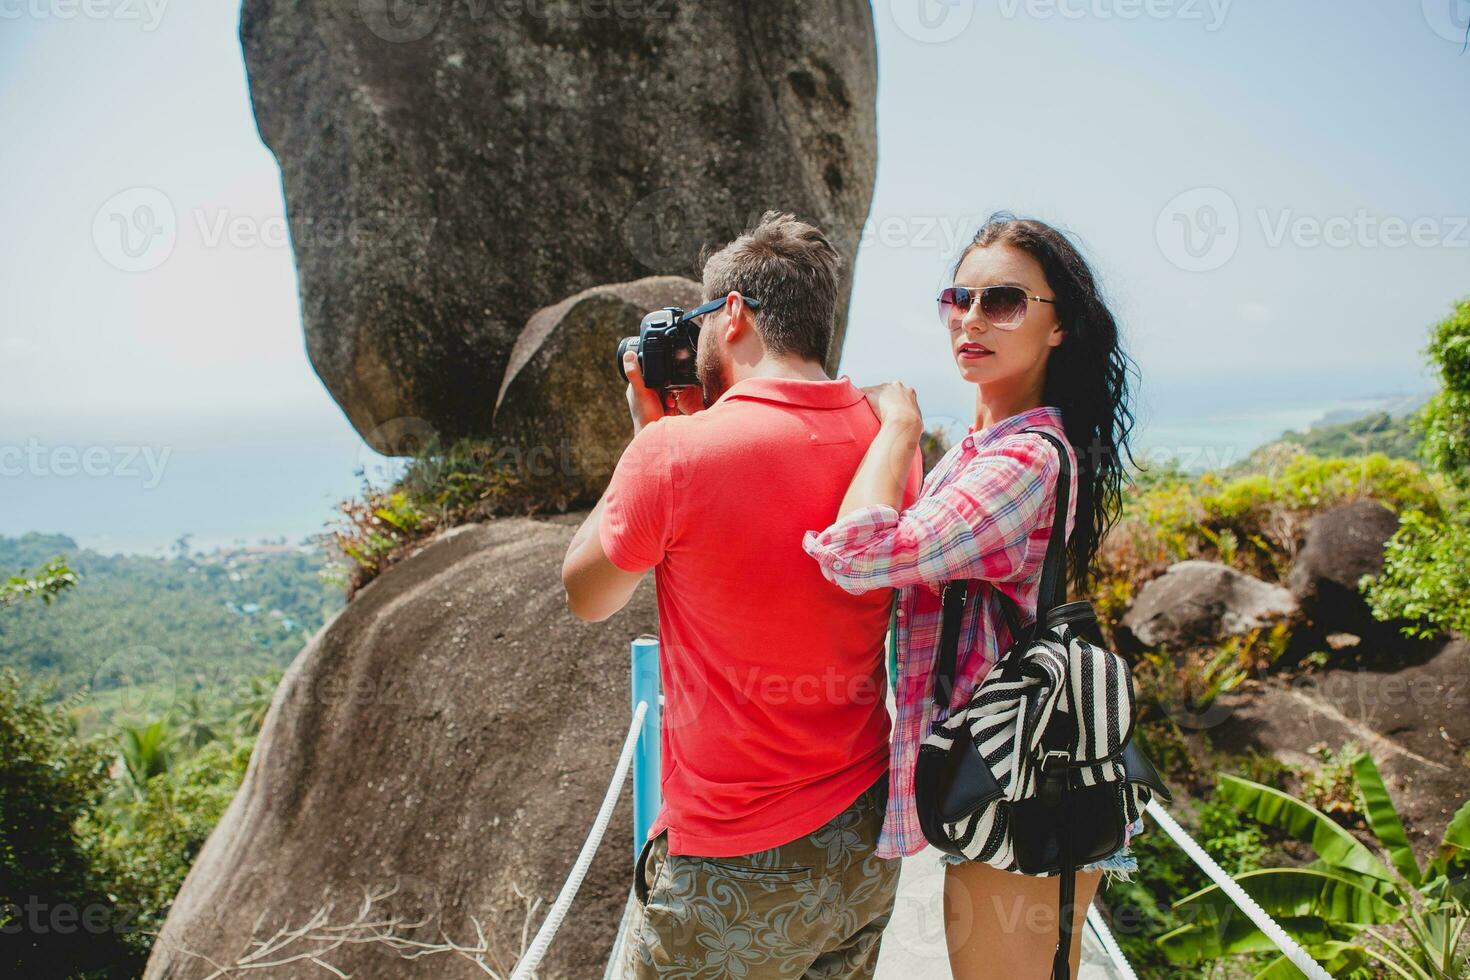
[937,285,1054,330]
[683,293,762,340]
[687,294,762,320]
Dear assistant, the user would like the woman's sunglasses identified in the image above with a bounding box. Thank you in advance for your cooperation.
[937,285,1055,330]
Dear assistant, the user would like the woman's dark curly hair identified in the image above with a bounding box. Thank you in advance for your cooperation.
[954,213,1139,594]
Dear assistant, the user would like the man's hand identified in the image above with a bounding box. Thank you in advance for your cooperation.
[624,350,704,435]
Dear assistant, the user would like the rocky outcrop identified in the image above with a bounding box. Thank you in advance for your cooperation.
[1208,637,1470,863]
[1120,560,1298,651]
[1288,499,1402,638]
[493,276,703,501]
[239,0,879,455]
[144,517,654,980]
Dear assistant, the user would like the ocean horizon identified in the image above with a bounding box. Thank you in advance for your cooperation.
[2,367,1435,559]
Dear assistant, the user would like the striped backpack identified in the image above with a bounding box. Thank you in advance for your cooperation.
[912,429,1171,980]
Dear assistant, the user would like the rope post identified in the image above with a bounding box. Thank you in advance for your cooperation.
[630,636,661,866]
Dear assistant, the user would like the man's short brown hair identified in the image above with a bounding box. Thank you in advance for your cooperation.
[700,211,842,364]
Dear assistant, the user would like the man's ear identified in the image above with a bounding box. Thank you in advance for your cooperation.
[724,291,751,344]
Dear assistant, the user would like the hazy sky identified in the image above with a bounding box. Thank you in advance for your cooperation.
[2,0,1467,551]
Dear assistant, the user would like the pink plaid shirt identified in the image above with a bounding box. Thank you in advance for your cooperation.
[801,405,1077,859]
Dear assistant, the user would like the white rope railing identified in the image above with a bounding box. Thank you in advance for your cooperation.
[1144,799,1333,980]
[510,700,648,980]
[1085,904,1139,980]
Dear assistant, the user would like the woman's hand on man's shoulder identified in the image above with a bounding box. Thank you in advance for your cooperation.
[861,381,923,431]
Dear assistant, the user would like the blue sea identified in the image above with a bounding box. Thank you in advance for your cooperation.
[0,368,1434,558]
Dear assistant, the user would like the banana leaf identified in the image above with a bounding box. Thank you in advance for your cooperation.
[1218,774,1396,885]
[1301,857,1402,901]
[1352,752,1422,885]
[1172,867,1402,929]
[1157,914,1347,963]
[1250,942,1370,979]
[1431,797,1470,879]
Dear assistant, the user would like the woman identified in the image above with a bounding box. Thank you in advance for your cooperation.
[802,214,1139,977]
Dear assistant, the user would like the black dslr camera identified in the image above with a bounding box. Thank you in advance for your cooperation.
[616,295,762,391]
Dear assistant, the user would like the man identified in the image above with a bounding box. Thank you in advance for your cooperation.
[561,211,921,978]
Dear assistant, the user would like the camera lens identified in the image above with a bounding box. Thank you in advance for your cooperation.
[616,336,639,382]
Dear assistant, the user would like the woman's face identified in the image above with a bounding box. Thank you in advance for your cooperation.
[946,243,1065,387]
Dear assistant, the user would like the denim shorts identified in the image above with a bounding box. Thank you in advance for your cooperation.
[937,815,1143,883]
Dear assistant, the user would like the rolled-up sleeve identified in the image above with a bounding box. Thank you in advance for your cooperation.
[802,434,1059,594]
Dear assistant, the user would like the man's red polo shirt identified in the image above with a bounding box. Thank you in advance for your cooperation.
[599,375,922,857]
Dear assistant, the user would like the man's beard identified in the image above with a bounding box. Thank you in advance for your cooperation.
[695,338,727,406]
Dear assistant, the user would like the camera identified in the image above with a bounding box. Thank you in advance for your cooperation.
[616,306,702,391]
[616,295,761,392]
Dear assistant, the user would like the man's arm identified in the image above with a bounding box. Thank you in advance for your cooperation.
[561,495,646,622]
[561,348,690,622]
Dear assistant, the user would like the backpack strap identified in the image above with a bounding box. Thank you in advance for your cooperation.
[998,427,1074,683]
[1026,428,1074,620]
[930,579,978,717]
[932,427,1074,710]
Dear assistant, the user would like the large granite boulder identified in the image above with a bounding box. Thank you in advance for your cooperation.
[144,516,654,980]
[1120,560,1298,651]
[239,0,878,454]
[1208,636,1470,866]
[493,276,703,502]
[1288,499,1402,638]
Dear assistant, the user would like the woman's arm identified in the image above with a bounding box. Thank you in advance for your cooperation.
[836,383,926,520]
[804,422,1062,595]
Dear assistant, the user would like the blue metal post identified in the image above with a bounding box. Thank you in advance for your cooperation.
[630,637,662,866]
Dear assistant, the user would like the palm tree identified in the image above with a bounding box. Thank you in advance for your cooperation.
[118,718,174,800]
